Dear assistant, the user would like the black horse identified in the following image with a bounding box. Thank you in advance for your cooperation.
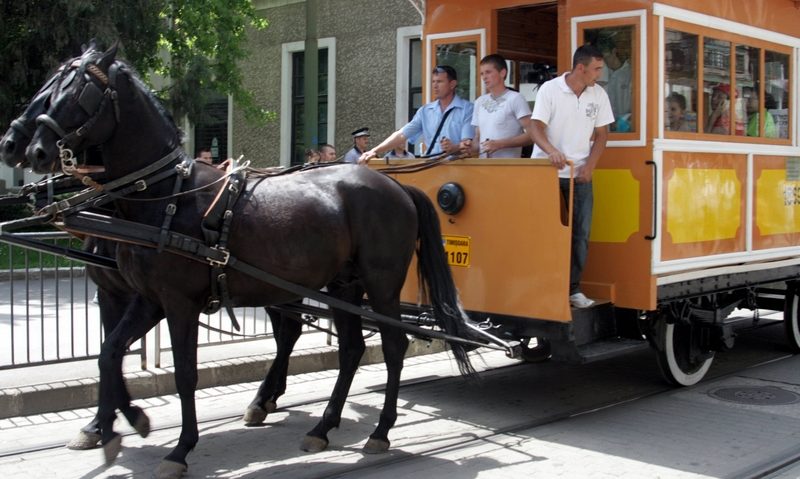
[0,68,307,459]
[26,45,474,478]
[0,71,154,453]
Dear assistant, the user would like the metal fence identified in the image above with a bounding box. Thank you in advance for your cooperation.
[0,232,330,370]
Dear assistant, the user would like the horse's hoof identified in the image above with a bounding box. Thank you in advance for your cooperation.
[102,434,122,465]
[155,459,187,479]
[133,411,151,438]
[66,430,101,450]
[243,405,268,425]
[363,437,390,454]
[300,435,329,453]
[265,401,277,414]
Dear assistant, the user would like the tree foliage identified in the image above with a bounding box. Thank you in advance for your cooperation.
[0,0,270,129]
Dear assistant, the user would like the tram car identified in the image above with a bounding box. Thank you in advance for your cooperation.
[385,0,800,386]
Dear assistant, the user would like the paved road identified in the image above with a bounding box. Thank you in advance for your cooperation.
[0,319,798,478]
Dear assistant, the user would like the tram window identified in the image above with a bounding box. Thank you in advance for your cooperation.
[665,30,698,133]
[765,51,790,139]
[435,41,478,101]
[703,38,733,135]
[738,45,765,138]
[584,26,634,133]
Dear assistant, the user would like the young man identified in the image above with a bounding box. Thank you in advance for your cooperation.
[529,44,614,309]
[344,128,369,164]
[471,54,532,158]
[359,65,474,163]
[318,143,337,163]
[195,147,213,165]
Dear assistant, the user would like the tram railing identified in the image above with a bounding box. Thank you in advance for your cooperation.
[0,232,332,371]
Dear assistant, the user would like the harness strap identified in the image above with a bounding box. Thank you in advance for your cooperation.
[10,118,33,139]
[157,158,193,252]
[201,161,246,330]
[38,147,183,219]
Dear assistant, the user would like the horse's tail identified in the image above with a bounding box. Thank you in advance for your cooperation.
[401,184,476,378]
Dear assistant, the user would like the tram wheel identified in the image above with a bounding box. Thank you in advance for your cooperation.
[520,337,551,363]
[783,286,800,353]
[653,315,714,387]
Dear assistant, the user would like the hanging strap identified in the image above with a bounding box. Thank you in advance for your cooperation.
[424,106,456,156]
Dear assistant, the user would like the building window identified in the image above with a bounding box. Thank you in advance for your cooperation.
[194,93,230,164]
[290,48,329,166]
[280,38,336,167]
[408,37,422,121]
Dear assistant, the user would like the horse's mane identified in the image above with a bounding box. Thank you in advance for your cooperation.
[120,61,181,135]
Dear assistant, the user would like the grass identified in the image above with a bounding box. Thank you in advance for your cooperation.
[0,237,85,270]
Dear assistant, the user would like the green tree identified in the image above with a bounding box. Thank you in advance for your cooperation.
[0,0,270,129]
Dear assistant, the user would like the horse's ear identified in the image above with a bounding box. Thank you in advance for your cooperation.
[82,39,98,54]
[98,41,119,72]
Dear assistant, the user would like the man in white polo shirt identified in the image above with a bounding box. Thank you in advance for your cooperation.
[529,44,614,308]
[471,53,532,158]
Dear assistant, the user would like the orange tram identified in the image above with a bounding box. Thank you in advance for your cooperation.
[386,0,800,386]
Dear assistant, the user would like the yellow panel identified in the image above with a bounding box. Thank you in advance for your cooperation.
[756,170,800,235]
[590,169,640,243]
[666,169,741,243]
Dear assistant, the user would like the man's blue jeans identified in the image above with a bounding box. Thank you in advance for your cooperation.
[559,178,593,295]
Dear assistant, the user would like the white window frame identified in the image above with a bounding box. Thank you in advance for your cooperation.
[424,29,486,103]
[395,25,422,129]
[280,37,337,167]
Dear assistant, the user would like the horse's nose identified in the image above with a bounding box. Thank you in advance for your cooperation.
[0,138,13,155]
[26,141,51,172]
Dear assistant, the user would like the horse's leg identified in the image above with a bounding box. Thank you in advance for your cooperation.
[157,305,200,479]
[301,283,365,453]
[67,286,124,450]
[97,295,162,464]
[244,306,303,425]
[363,301,408,453]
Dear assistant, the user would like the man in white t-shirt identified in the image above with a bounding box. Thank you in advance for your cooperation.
[529,44,614,308]
[471,54,532,158]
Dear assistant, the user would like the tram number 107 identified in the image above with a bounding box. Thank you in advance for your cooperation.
[442,235,471,267]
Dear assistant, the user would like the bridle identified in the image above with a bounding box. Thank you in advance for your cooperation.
[36,59,121,176]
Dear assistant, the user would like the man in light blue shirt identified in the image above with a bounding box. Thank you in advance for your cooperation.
[359,65,474,163]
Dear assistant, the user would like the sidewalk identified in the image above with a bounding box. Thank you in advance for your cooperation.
[0,328,447,418]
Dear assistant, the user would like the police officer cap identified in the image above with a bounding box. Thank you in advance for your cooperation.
[351,127,370,138]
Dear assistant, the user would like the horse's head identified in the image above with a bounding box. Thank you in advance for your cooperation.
[26,44,120,174]
[0,68,64,168]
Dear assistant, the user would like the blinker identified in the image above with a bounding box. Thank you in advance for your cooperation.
[78,81,104,115]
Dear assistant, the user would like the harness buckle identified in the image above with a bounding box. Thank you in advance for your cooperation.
[175,160,192,178]
[134,179,147,191]
[207,247,230,267]
[165,203,177,215]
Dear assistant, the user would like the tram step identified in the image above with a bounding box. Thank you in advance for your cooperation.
[572,337,650,363]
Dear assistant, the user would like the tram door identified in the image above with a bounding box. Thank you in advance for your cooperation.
[497,3,559,160]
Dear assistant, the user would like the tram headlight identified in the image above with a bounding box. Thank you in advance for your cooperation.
[437,182,465,215]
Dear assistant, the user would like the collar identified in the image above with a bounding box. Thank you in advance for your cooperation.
[425,95,468,113]
[556,72,597,97]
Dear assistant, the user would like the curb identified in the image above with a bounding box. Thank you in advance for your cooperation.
[0,338,447,419]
